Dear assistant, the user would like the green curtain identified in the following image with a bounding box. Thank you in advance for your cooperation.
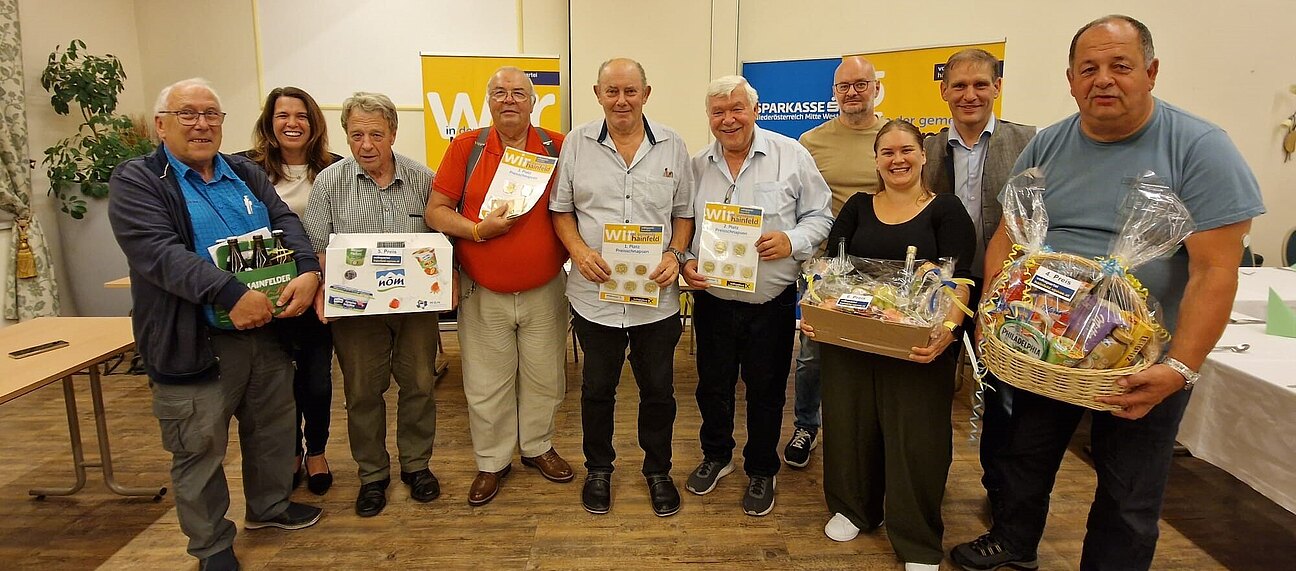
[0,0,60,320]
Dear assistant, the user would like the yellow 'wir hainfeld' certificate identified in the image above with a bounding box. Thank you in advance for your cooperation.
[479,147,557,219]
[699,202,763,292]
[599,223,663,307]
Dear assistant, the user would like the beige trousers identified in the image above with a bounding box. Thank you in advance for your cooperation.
[458,271,568,472]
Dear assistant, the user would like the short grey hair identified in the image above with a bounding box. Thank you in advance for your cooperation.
[153,77,222,116]
[597,58,648,87]
[705,75,759,108]
[1069,14,1155,68]
[486,66,536,95]
[341,92,398,133]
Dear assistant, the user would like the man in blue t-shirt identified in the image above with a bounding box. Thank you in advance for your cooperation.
[950,15,1265,571]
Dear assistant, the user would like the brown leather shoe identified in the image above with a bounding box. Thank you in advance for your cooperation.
[467,465,511,506]
[521,448,574,482]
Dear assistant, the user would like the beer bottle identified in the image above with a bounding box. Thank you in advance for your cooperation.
[270,229,287,264]
[251,234,271,269]
[226,237,248,273]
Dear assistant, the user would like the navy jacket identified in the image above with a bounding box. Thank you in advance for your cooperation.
[108,146,322,384]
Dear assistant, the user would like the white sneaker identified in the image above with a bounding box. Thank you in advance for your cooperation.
[824,512,860,542]
[904,563,939,571]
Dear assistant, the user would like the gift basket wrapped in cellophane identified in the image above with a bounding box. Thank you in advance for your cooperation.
[977,168,1195,411]
[801,238,973,358]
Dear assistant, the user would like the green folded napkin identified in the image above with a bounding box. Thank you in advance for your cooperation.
[1265,288,1296,338]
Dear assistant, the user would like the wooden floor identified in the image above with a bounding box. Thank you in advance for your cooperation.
[1,327,1293,570]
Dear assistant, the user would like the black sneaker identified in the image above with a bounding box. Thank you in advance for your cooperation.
[950,533,1039,571]
[742,475,776,516]
[783,427,817,468]
[685,458,734,495]
[244,501,323,530]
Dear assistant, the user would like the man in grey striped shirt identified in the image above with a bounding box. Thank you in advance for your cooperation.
[303,92,441,518]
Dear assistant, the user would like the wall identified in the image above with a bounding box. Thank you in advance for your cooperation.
[738,0,1296,262]
[569,0,738,152]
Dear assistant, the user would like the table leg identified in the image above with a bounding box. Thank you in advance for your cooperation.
[28,377,89,498]
[86,364,167,500]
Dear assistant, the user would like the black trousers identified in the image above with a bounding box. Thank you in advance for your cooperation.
[572,310,681,476]
[693,285,796,477]
[983,384,1191,570]
[275,306,334,457]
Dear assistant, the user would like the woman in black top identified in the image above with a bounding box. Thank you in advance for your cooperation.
[801,119,975,570]
[238,87,341,495]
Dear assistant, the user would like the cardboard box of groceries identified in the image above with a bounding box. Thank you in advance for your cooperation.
[323,233,453,318]
[800,301,933,361]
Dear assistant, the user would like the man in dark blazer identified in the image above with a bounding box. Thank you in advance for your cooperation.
[921,50,1034,538]
[923,48,1035,282]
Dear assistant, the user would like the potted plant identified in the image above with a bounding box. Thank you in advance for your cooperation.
[40,39,152,316]
[41,39,154,219]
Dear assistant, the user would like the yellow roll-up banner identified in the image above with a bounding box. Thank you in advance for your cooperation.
[851,41,1007,134]
[420,53,562,170]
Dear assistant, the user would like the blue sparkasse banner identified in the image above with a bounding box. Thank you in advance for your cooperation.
[742,57,840,140]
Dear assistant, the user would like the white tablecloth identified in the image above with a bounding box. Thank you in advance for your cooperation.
[1230,267,1296,319]
[1178,322,1296,514]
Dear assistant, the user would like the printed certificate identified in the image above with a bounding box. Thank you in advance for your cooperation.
[699,202,763,292]
[478,147,557,219]
[599,223,664,307]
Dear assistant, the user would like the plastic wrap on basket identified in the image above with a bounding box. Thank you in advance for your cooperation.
[803,251,964,328]
[977,169,1195,410]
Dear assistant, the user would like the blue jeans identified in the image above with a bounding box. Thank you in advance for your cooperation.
[793,277,821,431]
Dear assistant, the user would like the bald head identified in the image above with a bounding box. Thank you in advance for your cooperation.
[597,57,647,89]
[833,56,879,127]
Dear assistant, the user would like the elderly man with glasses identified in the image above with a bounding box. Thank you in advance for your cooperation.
[426,66,571,506]
[110,77,324,571]
[784,56,886,471]
[303,92,441,518]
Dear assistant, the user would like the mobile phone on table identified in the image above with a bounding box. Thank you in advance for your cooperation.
[8,340,70,359]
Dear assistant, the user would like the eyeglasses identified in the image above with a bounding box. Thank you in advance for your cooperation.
[833,80,876,94]
[158,110,227,126]
[489,89,533,103]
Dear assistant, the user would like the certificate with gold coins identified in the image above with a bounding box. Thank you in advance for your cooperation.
[699,202,763,292]
[478,147,558,219]
[599,223,664,307]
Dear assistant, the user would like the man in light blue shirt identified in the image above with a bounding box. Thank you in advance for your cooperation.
[680,76,832,517]
[551,58,694,517]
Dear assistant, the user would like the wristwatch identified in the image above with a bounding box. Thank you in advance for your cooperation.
[666,247,687,266]
[1161,357,1201,390]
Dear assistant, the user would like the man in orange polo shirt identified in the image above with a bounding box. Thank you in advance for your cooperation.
[426,66,571,506]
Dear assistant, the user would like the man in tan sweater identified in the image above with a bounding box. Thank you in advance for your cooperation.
[785,56,884,471]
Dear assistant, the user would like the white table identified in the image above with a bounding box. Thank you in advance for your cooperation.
[1230,267,1296,319]
[1177,270,1296,514]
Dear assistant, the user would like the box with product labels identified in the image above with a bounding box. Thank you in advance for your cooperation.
[323,233,453,318]
[799,302,933,361]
